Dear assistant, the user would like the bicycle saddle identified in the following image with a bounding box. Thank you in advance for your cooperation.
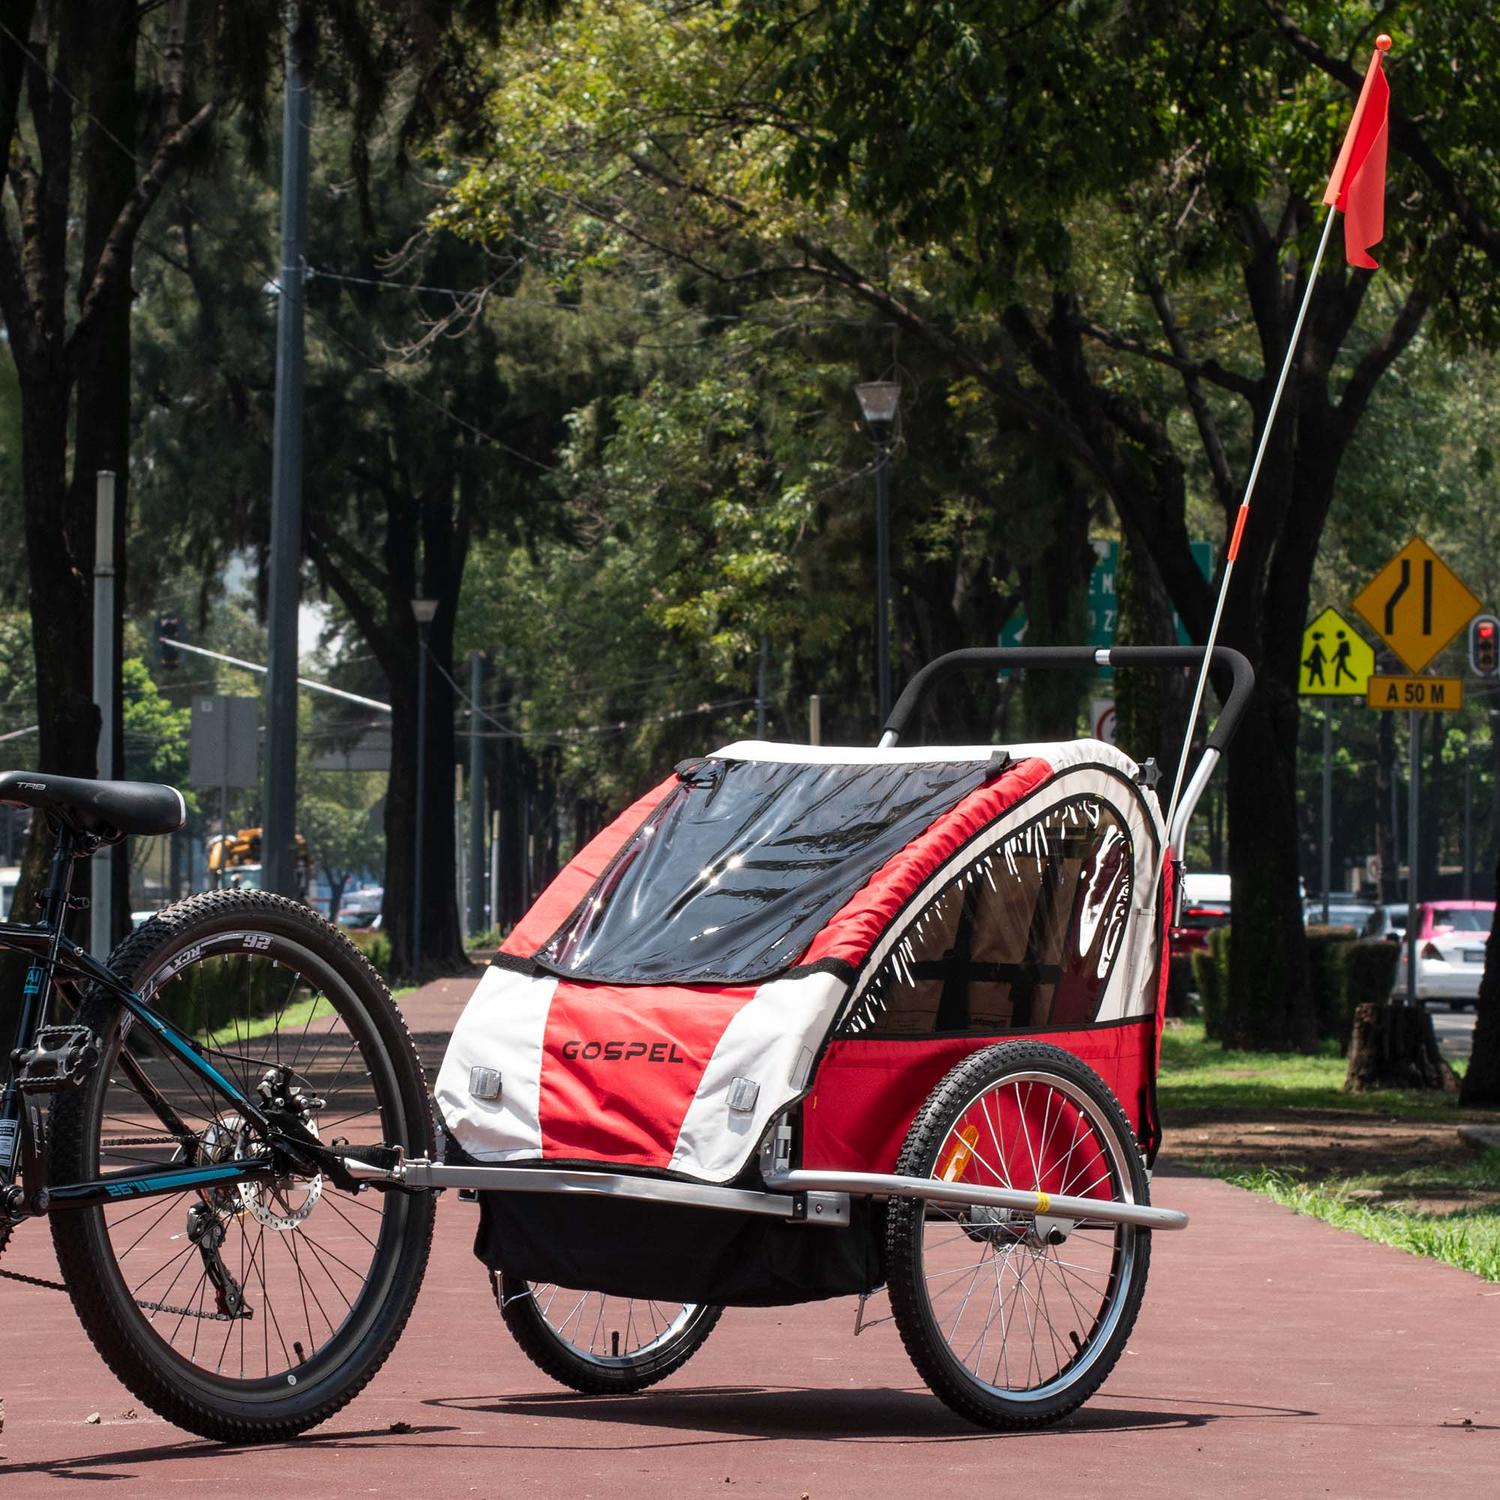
[0,770,186,841]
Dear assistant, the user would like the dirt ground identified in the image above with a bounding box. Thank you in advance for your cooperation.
[1160,1108,1499,1215]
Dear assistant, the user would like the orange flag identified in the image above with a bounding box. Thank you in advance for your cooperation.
[1322,35,1392,269]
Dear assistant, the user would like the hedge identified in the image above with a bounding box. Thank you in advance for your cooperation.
[1181,927,1398,1049]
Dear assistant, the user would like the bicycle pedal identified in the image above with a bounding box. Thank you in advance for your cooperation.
[15,1025,100,1092]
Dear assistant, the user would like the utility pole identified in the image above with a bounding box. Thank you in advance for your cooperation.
[262,11,311,899]
[1320,707,1332,922]
[468,652,487,935]
[1464,741,1474,900]
[1406,712,1420,1008]
[411,601,437,975]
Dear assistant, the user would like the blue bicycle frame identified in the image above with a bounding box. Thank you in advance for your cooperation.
[0,825,331,1222]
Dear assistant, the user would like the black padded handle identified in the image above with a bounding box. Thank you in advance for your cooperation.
[882,646,1255,753]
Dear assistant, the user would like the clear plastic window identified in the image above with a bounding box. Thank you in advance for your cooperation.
[840,797,1134,1036]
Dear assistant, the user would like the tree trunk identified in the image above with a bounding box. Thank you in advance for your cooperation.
[74,0,138,945]
[1346,1001,1457,1094]
[1016,456,1094,740]
[1115,522,1188,774]
[1459,859,1500,1107]
[1222,688,1314,1050]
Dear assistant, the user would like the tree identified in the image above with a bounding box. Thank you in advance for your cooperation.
[436,0,1500,1047]
[300,774,384,923]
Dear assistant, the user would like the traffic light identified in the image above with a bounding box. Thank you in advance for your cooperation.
[157,611,180,669]
[1470,614,1500,677]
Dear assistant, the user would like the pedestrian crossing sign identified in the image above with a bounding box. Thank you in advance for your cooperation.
[1299,607,1374,696]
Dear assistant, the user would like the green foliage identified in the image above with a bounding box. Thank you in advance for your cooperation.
[1227,1165,1500,1284]
[1158,1018,1463,1120]
[346,926,393,981]
[299,772,385,913]
[121,657,193,794]
[1191,927,1233,1042]
[1304,924,1359,1045]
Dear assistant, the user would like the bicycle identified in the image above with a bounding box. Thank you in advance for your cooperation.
[0,771,435,1443]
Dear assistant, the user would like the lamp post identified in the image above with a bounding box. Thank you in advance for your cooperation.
[410,598,438,976]
[855,380,900,725]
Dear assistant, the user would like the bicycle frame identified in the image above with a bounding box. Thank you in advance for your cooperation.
[0,826,324,1222]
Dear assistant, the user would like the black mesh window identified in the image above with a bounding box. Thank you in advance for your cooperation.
[536,755,999,984]
[839,796,1134,1036]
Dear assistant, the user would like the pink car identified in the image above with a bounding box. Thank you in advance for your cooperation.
[1394,901,1494,1009]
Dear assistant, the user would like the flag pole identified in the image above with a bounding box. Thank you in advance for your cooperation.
[1157,203,1339,872]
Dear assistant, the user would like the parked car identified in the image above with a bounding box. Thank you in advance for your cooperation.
[1171,871,1232,953]
[1303,895,1376,931]
[1361,903,1408,942]
[1387,901,1493,1009]
[337,886,384,929]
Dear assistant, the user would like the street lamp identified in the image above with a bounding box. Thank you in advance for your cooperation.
[410,597,438,975]
[855,380,901,725]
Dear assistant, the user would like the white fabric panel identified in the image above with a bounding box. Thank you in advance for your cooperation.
[435,964,557,1161]
[712,737,1145,781]
[839,765,1164,1030]
[669,969,847,1182]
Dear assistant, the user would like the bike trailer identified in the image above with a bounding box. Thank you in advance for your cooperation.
[438,730,1172,1306]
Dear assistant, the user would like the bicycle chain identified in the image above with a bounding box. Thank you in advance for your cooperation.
[0,1258,244,1320]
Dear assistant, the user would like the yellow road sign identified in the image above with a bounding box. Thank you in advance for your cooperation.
[1366,675,1464,712]
[1299,607,1374,696]
[1352,535,1481,674]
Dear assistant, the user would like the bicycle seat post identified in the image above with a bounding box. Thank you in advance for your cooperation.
[30,823,87,1033]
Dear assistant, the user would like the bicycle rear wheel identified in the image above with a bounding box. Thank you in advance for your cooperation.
[49,890,435,1442]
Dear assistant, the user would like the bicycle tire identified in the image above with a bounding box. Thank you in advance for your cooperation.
[50,890,435,1442]
[886,1041,1151,1430]
[497,1274,722,1394]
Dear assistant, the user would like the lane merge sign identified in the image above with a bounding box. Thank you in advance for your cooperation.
[1299,607,1374,696]
[1366,675,1464,712]
[1351,535,1481,674]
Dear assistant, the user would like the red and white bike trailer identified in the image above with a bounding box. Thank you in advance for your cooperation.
[397,646,1253,1429]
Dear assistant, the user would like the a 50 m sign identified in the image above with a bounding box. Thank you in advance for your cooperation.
[1366,674,1464,712]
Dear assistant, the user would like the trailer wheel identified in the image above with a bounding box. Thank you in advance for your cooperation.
[495,1276,722,1394]
[886,1041,1151,1429]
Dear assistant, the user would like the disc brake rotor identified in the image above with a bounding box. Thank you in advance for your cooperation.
[200,1113,324,1231]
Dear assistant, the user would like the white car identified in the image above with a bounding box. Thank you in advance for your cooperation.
[1392,901,1492,1009]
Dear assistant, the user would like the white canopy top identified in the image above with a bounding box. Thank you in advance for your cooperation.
[712,737,1144,779]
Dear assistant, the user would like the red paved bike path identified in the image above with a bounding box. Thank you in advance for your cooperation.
[1,975,1495,1496]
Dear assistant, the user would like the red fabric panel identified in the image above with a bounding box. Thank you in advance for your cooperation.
[801,1024,1155,1176]
[501,774,679,958]
[537,979,757,1168]
[798,757,1054,971]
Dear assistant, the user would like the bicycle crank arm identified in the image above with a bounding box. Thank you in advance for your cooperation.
[764,1169,1188,1231]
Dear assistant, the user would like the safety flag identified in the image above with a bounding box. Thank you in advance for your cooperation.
[1322,35,1392,269]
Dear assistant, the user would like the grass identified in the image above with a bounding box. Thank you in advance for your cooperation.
[1161,1018,1500,1280]
[1158,1018,1468,1120]
[199,992,330,1050]
[1226,1159,1500,1283]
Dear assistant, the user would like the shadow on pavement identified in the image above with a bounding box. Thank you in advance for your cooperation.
[422,1382,1317,1445]
[0,1424,460,1481]
[0,1389,1320,1476]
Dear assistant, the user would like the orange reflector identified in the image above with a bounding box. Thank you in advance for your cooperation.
[940,1124,981,1183]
